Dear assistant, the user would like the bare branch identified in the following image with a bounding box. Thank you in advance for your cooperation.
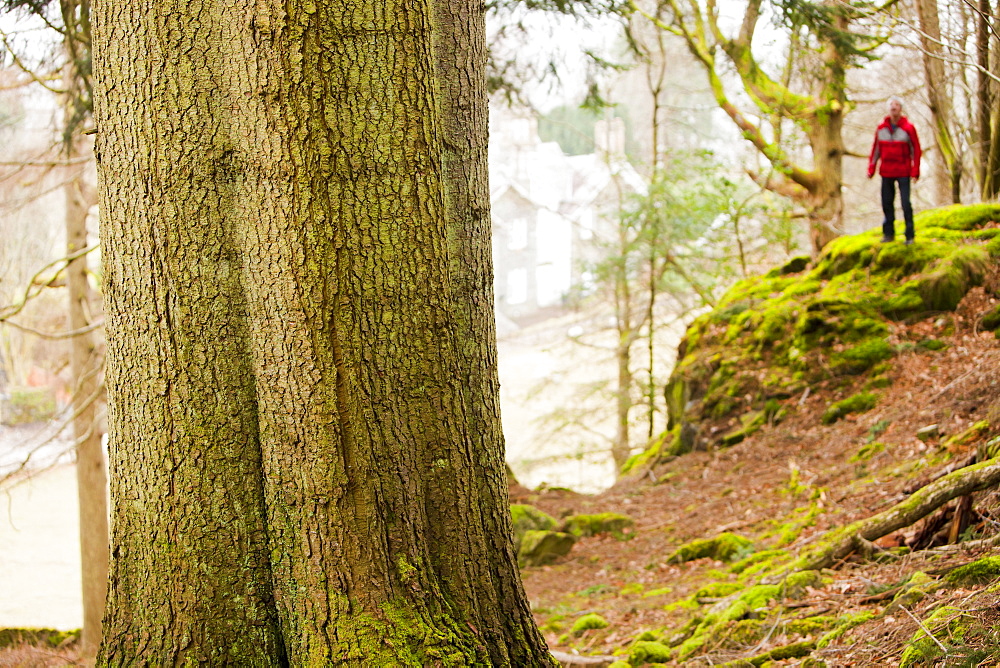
[0,244,99,322]
[2,317,104,339]
[0,157,91,167]
[0,28,64,94]
[0,379,105,489]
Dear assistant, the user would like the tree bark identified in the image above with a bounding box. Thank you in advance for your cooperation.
[429,0,553,659]
[93,0,554,664]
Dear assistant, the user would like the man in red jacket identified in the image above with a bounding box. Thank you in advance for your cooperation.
[868,96,921,244]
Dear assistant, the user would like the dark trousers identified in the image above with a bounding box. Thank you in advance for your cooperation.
[881,176,913,240]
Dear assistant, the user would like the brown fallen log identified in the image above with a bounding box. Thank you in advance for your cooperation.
[786,455,1000,573]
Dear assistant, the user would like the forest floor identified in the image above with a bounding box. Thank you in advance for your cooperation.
[4,296,1000,667]
[517,286,1000,666]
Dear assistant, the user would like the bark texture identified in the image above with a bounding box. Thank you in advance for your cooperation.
[429,0,556,663]
[93,0,552,664]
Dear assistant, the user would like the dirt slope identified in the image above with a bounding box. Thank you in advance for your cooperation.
[520,211,1000,667]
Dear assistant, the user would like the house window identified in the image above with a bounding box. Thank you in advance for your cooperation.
[507,217,528,250]
[506,268,527,305]
[580,210,595,240]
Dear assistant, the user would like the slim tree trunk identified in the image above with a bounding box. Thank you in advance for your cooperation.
[977,0,994,198]
[985,0,1000,197]
[93,0,554,664]
[917,0,962,204]
[613,248,634,471]
[614,330,633,470]
[61,13,107,645]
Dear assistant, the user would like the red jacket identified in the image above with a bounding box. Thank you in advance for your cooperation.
[868,115,921,179]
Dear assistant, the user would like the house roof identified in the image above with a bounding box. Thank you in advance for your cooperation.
[489,115,647,223]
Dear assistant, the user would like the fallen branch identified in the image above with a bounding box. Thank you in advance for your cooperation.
[784,455,1000,573]
[550,650,617,667]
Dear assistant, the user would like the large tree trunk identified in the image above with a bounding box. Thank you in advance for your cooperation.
[428,0,550,655]
[92,0,554,664]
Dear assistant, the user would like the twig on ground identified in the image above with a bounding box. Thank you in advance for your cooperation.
[899,605,949,653]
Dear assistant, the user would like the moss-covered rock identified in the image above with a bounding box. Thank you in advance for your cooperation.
[830,338,893,374]
[913,245,990,311]
[821,392,878,425]
[917,338,948,351]
[510,504,558,552]
[667,533,754,564]
[562,513,635,540]
[694,581,743,599]
[719,403,787,447]
[517,530,576,568]
[664,204,1000,451]
[734,640,815,666]
[571,613,610,636]
[981,303,1000,331]
[782,570,824,599]
[629,640,673,664]
[944,556,1000,586]
[675,585,784,660]
[887,571,939,612]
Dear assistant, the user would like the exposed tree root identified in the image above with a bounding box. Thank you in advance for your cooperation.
[786,455,1000,573]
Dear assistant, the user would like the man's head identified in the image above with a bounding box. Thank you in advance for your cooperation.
[887,96,904,122]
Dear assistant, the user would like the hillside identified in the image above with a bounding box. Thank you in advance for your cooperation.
[4,205,1000,666]
[517,204,1000,667]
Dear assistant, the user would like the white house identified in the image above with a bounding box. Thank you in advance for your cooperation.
[489,106,646,323]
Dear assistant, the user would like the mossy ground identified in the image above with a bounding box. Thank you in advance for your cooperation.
[661,204,1000,456]
[520,205,1000,666]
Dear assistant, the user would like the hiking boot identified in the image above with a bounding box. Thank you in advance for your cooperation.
[881,236,893,243]
[905,238,914,246]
